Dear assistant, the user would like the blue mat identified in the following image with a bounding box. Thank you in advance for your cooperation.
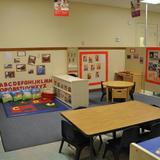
[3,98,70,118]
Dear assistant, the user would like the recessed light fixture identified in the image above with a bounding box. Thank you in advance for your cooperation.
[141,0,160,4]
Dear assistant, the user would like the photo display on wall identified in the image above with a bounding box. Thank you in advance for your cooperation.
[80,51,108,85]
[146,48,160,84]
[67,48,78,76]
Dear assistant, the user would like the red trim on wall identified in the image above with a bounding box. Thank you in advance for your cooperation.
[145,47,160,85]
[79,51,108,86]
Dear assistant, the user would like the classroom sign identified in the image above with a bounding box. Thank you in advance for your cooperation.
[131,0,140,18]
[54,0,69,16]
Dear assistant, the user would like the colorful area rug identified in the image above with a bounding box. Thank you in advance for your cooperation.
[3,98,70,118]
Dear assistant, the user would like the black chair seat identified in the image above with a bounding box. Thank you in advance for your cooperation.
[139,121,160,142]
[103,126,140,160]
[59,120,96,160]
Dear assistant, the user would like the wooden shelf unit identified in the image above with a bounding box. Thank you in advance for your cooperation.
[53,74,89,108]
[115,72,142,92]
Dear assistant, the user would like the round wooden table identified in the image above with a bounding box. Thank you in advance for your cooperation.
[103,81,134,102]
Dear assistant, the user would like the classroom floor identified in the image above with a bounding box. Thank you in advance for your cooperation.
[0,134,128,160]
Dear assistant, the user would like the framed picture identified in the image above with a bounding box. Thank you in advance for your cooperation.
[5,71,15,78]
[14,58,20,63]
[42,54,51,63]
[36,65,45,75]
[16,64,26,72]
[4,64,12,69]
[127,55,131,59]
[28,55,36,65]
[17,51,26,57]
[28,69,34,74]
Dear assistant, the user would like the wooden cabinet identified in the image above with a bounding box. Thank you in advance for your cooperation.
[53,74,89,108]
[115,72,142,92]
[130,137,160,160]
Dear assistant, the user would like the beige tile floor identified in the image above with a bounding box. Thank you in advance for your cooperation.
[0,133,128,160]
[0,135,114,160]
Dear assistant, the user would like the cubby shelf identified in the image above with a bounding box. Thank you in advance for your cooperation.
[53,74,89,108]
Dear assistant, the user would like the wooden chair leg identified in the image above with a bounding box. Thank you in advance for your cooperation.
[59,140,64,153]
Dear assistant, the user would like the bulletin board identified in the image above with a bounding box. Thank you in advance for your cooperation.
[146,47,160,85]
[67,48,78,76]
[0,49,67,92]
[79,51,108,85]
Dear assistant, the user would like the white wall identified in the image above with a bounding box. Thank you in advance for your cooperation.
[0,0,160,48]
[108,50,125,80]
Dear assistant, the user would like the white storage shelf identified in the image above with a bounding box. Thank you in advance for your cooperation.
[53,74,89,108]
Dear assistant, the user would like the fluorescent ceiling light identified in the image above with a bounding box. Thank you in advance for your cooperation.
[141,0,160,4]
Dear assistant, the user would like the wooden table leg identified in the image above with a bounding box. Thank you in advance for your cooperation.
[106,87,109,103]
[127,88,129,101]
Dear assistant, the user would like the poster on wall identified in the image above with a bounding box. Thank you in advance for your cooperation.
[80,51,108,85]
[146,48,160,84]
[131,0,140,18]
[54,0,69,16]
[67,47,78,76]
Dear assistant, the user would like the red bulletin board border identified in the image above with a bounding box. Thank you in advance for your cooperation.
[79,51,108,86]
[145,47,160,85]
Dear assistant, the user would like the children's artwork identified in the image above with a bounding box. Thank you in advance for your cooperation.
[95,55,99,62]
[88,56,93,63]
[95,72,99,78]
[83,56,87,62]
[36,65,45,75]
[5,71,15,78]
[54,0,69,16]
[127,55,131,59]
[91,64,95,71]
[87,73,92,79]
[80,51,108,85]
[28,55,36,65]
[133,54,139,59]
[4,64,12,69]
[16,64,26,72]
[148,62,157,71]
[146,48,160,84]
[139,57,143,64]
[42,54,51,63]
[14,58,20,63]
[28,69,34,74]
[84,64,88,71]
[96,63,101,70]
[17,51,26,57]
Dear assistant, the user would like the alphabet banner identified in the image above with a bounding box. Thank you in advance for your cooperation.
[0,78,53,92]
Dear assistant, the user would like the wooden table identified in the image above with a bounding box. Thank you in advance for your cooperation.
[61,101,160,160]
[103,81,134,102]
